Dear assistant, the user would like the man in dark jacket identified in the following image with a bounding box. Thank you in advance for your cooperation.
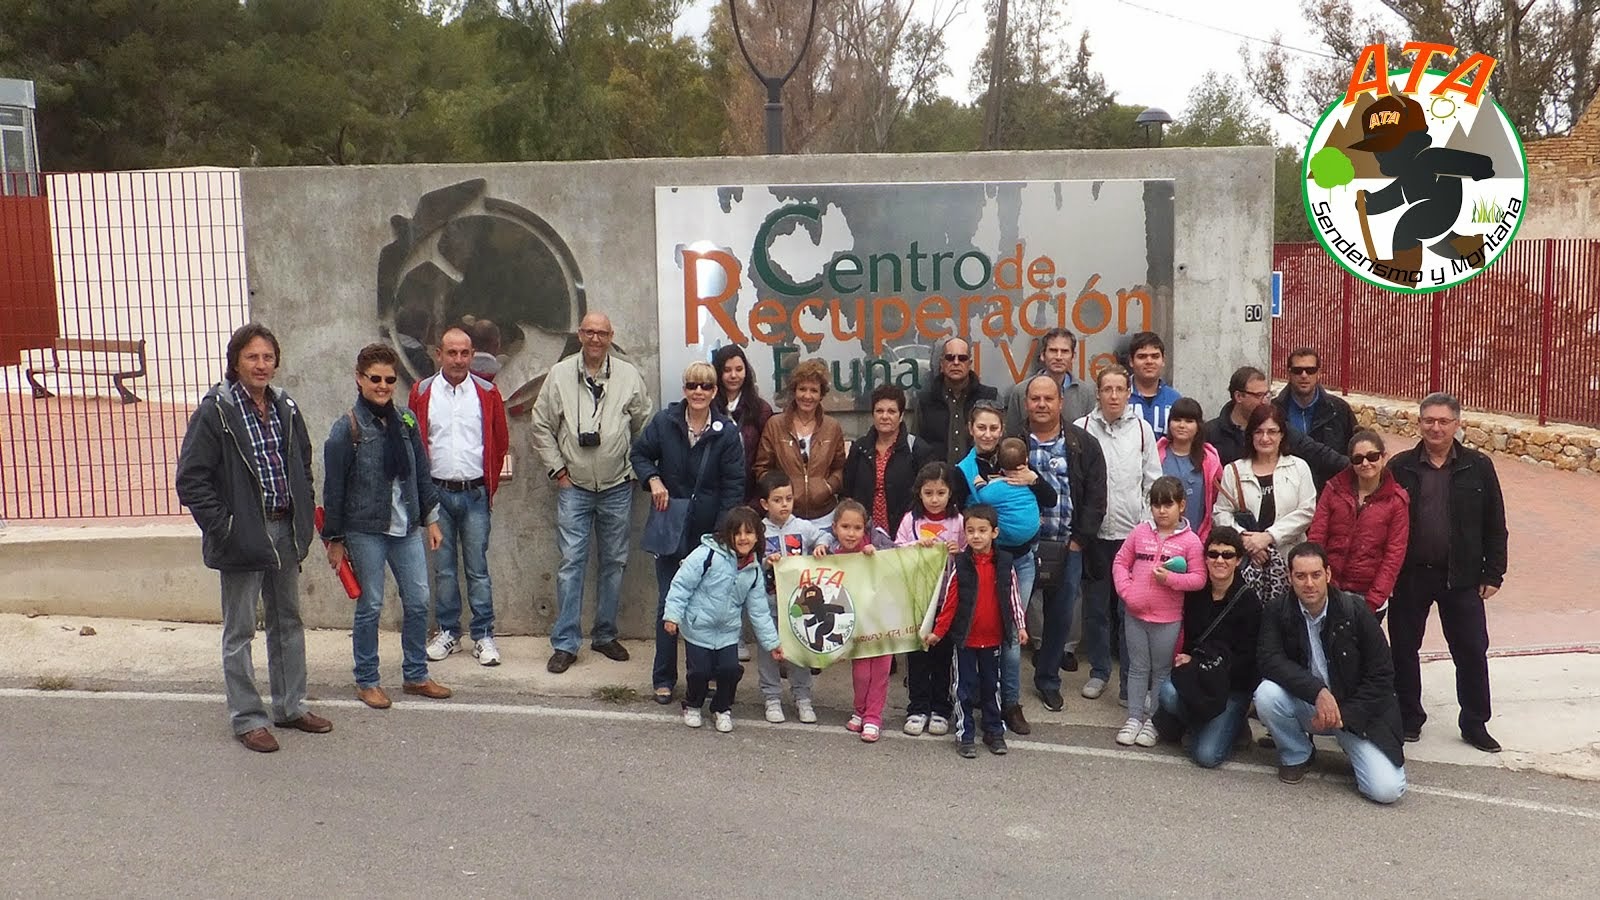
[914,336,1000,464]
[175,324,330,753]
[1255,542,1407,804]
[1274,347,1356,489]
[1387,392,1509,753]
[1208,365,1347,475]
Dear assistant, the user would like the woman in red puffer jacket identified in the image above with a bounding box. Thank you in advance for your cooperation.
[1308,429,1410,620]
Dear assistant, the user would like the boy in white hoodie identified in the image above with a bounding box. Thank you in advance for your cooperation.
[756,471,822,723]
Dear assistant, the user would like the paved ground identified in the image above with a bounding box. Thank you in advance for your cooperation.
[3,690,1598,898]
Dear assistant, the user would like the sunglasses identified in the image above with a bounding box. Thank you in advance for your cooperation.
[364,374,399,385]
[1205,550,1240,560]
[1289,366,1320,376]
[1352,450,1384,464]
[944,353,970,362]
[683,382,715,392]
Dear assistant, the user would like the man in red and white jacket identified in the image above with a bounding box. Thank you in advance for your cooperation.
[411,326,510,666]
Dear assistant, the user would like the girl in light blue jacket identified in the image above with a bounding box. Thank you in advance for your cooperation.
[663,507,784,732]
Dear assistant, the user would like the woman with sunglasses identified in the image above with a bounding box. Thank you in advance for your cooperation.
[754,358,846,528]
[1212,403,1318,606]
[631,361,747,704]
[1308,430,1410,622]
[321,343,451,708]
[711,345,774,504]
[1153,526,1263,767]
[841,384,938,545]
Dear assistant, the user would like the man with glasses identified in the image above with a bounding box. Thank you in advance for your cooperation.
[1207,365,1346,475]
[530,313,654,674]
[1387,393,1508,753]
[914,336,1000,465]
[1274,347,1355,489]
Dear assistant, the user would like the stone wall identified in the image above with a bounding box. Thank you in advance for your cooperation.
[1519,92,1600,240]
[1345,390,1600,474]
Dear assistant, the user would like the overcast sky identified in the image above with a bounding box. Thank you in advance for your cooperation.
[681,0,1408,148]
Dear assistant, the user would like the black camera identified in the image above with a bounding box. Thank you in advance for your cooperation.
[578,431,601,448]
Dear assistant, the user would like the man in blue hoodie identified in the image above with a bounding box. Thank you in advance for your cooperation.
[1127,331,1182,439]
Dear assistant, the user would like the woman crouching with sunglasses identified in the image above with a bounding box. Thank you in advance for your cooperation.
[1152,526,1262,768]
[321,343,452,709]
[1307,429,1410,623]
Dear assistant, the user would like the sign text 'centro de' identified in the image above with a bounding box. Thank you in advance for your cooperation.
[655,181,1175,407]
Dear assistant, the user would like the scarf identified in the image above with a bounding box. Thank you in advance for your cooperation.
[358,395,410,482]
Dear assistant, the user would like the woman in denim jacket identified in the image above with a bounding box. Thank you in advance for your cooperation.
[321,343,452,709]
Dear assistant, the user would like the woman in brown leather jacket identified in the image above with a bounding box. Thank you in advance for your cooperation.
[754,358,846,526]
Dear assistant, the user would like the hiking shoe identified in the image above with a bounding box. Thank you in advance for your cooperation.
[426,630,460,662]
[547,650,576,674]
[846,714,863,733]
[958,741,978,759]
[861,724,881,743]
[1038,687,1065,712]
[765,699,786,724]
[928,715,950,736]
[983,732,1008,755]
[473,636,501,666]
[1135,720,1159,747]
[1081,677,1108,699]
[1278,750,1316,784]
[796,700,817,724]
[903,714,928,736]
[714,711,734,733]
[1115,716,1141,746]
[683,707,703,728]
[1002,704,1031,735]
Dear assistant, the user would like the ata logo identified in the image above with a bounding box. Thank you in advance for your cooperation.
[1302,42,1527,293]
[786,576,855,659]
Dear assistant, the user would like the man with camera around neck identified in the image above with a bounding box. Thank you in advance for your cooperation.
[530,313,654,674]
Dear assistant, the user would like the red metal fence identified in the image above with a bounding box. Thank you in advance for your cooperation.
[1272,239,1600,429]
[0,170,248,521]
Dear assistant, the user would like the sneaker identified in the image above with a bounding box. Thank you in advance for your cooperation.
[1038,687,1065,712]
[737,643,751,662]
[846,714,864,733]
[958,741,978,759]
[1061,652,1079,672]
[764,699,786,724]
[473,636,501,666]
[861,723,880,743]
[927,715,951,736]
[426,630,460,662]
[983,732,1008,755]
[1135,720,1159,747]
[796,700,818,724]
[903,714,928,736]
[1082,677,1107,699]
[1115,716,1141,746]
[714,711,734,733]
[683,707,703,728]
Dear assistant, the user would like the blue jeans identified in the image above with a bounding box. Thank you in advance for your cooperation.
[653,553,685,691]
[432,485,494,640]
[347,530,431,686]
[1158,680,1252,768]
[552,481,634,654]
[1033,548,1083,693]
[1254,679,1407,804]
[1000,548,1036,706]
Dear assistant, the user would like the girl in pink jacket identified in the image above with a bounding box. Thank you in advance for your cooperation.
[1112,476,1206,747]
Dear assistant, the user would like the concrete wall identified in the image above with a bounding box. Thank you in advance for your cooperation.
[1522,94,1600,240]
[237,149,1273,636]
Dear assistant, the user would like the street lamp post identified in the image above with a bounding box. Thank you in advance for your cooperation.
[1136,107,1174,147]
[727,0,820,155]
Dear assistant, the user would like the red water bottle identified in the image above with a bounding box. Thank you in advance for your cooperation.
[314,506,362,600]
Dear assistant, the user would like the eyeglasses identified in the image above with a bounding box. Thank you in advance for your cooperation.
[683,382,715,392]
[364,374,398,385]
[1289,366,1320,376]
[1254,428,1283,437]
[1099,385,1130,395]
[1243,390,1271,401]
[1421,416,1458,427]
[579,328,613,339]
[944,353,970,362]
[1352,450,1384,464]
[1205,550,1240,560]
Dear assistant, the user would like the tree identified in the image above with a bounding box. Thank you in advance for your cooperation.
[1166,72,1276,147]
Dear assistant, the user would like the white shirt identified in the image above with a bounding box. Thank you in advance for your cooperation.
[1301,600,1330,687]
[428,376,484,480]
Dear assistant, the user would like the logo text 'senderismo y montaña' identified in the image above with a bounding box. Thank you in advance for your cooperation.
[1303,42,1527,293]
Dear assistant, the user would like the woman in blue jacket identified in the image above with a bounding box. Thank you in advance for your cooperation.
[631,360,747,704]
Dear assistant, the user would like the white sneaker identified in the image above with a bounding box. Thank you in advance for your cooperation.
[928,715,951,736]
[426,630,460,662]
[765,699,786,723]
[473,636,501,667]
[1116,716,1141,746]
[1082,677,1108,700]
[796,699,818,724]
[714,711,734,733]
[683,707,703,728]
[737,644,752,662]
[1135,720,1159,747]
[903,714,928,736]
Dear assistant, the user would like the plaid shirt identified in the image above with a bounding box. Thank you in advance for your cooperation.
[231,381,291,511]
[1027,430,1073,541]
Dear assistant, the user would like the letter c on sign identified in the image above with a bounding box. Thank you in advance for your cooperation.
[753,204,824,298]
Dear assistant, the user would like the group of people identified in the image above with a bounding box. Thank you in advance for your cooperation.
[176,320,1508,806]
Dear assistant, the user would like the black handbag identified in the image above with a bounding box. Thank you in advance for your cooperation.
[1169,586,1248,723]
[1033,538,1069,590]
[640,433,715,558]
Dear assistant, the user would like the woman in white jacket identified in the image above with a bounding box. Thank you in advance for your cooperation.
[1212,403,1317,605]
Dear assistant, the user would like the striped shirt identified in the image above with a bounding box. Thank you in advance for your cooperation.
[1027,430,1073,541]
[231,381,290,512]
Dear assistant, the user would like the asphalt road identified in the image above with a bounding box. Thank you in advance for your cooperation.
[3,689,1598,898]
